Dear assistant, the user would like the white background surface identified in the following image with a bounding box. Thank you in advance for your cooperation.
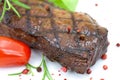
[0,0,120,80]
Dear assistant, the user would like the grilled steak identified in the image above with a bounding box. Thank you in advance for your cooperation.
[0,0,109,73]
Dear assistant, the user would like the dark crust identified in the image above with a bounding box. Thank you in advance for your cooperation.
[0,0,109,73]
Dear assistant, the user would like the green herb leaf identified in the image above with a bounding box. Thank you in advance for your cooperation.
[0,0,1,2]
[0,0,7,22]
[11,0,31,9]
[11,5,21,17]
[48,0,79,11]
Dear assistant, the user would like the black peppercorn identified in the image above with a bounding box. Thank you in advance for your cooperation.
[37,67,42,72]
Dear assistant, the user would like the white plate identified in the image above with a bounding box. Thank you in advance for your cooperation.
[0,0,119,80]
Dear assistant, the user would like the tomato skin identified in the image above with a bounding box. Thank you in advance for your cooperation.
[0,36,31,67]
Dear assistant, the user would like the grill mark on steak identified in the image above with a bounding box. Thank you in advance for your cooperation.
[0,0,108,74]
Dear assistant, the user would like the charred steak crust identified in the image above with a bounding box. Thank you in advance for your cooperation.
[0,0,109,73]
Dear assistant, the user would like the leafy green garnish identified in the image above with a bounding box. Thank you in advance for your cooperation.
[41,55,53,80]
[0,0,30,22]
[8,55,53,80]
[48,0,79,11]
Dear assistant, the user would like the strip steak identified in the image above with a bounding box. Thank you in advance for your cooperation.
[0,0,109,73]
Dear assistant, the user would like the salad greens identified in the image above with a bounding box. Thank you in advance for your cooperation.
[48,0,79,11]
[0,0,79,22]
[0,0,78,22]
[0,0,30,22]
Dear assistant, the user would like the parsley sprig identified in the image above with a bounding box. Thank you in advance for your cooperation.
[0,0,30,22]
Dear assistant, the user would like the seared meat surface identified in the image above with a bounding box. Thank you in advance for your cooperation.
[0,0,108,73]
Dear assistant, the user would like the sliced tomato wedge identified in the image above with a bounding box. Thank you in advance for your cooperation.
[0,36,31,67]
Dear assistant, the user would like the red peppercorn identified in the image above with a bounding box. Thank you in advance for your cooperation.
[67,26,71,34]
[103,65,108,70]
[58,74,61,76]
[90,77,93,80]
[100,78,104,80]
[95,3,98,6]
[116,43,120,47]
[86,68,92,74]
[61,67,67,72]
[22,69,29,74]
[101,54,107,60]
[64,78,67,80]
[51,73,54,75]
[77,29,80,33]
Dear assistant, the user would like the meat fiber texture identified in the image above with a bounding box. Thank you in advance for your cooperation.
[0,0,109,73]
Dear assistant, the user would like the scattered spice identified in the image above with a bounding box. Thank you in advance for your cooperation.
[103,65,108,70]
[90,77,93,80]
[77,29,80,33]
[51,73,54,75]
[61,67,67,72]
[116,43,120,47]
[22,69,29,74]
[37,67,42,72]
[95,3,98,6]
[100,78,104,80]
[101,54,107,60]
[67,26,71,34]
[86,68,92,74]
[64,78,67,80]
[58,74,61,76]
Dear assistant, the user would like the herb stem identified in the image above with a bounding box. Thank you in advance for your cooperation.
[42,55,53,80]
[0,0,7,22]
[8,72,22,76]
[26,64,34,76]
[0,0,30,22]
[27,63,37,69]
[6,0,11,10]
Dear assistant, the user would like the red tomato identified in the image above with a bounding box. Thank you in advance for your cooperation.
[0,36,31,67]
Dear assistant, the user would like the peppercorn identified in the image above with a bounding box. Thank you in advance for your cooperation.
[103,65,108,70]
[86,68,92,74]
[77,29,80,33]
[61,67,67,72]
[37,67,42,72]
[116,43,120,47]
[22,69,29,74]
[101,54,107,60]
[67,26,71,34]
